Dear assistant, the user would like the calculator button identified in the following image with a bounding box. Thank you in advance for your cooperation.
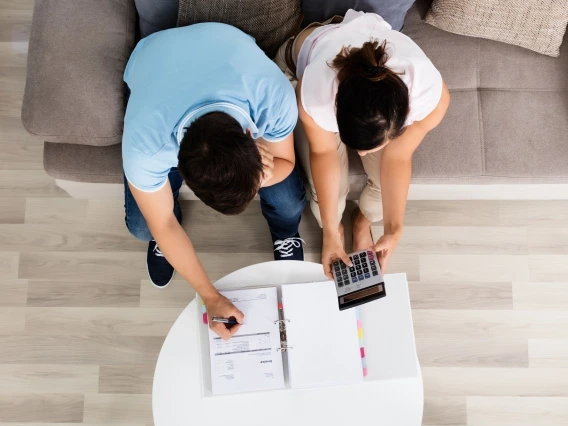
[349,256,353,262]
[352,277,358,283]
[372,271,378,276]
[358,275,364,280]
[365,273,370,279]
[355,259,361,265]
[356,266,362,272]
[367,250,373,256]
[360,252,366,257]
[363,268,369,273]
[362,262,368,268]
[349,266,355,272]
[350,272,356,277]
[353,254,359,259]
[369,259,376,265]
[338,281,344,287]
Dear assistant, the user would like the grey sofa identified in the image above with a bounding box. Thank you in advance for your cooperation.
[22,0,568,200]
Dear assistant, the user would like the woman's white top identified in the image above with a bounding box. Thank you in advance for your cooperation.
[298,9,443,132]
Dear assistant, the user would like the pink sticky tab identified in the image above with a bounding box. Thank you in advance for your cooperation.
[202,313,208,325]
[360,347,365,358]
[357,320,363,328]
[362,367,368,377]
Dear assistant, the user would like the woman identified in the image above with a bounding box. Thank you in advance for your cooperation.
[275,9,450,278]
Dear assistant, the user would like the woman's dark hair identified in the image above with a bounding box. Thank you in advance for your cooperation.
[331,40,409,151]
[178,112,263,215]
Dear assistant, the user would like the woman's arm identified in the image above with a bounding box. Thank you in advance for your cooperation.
[297,79,352,277]
[376,82,450,269]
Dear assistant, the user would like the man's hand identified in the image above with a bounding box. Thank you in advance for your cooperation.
[322,229,352,280]
[257,143,274,187]
[203,293,245,340]
[373,231,402,274]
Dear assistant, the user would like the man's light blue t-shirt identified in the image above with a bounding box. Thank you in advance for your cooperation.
[122,23,298,192]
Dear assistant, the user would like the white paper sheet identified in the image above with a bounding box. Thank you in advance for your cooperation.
[282,281,363,389]
[208,287,285,395]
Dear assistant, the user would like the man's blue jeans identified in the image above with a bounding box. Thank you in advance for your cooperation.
[124,166,307,242]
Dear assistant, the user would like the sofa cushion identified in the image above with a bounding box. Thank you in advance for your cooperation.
[22,0,136,146]
[301,0,416,31]
[403,4,568,183]
[425,0,568,58]
[44,142,123,184]
[134,0,179,38]
[177,0,302,58]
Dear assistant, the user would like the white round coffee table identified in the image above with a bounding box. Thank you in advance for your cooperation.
[152,261,423,426]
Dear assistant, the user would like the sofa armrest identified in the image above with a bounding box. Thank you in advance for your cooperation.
[22,0,136,146]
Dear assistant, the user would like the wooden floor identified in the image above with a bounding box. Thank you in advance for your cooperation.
[1,1,568,425]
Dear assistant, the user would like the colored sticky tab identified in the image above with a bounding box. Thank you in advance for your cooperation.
[362,367,368,377]
[358,328,363,339]
[361,357,367,368]
[357,319,363,328]
[360,347,365,358]
[202,312,208,325]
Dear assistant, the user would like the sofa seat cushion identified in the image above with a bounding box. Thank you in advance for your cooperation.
[22,0,136,146]
[403,4,568,183]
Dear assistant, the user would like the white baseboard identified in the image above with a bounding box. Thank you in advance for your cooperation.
[56,179,568,201]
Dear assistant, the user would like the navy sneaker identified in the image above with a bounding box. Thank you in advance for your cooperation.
[272,232,305,261]
[146,240,175,288]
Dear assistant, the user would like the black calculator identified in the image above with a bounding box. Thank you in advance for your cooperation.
[332,249,386,310]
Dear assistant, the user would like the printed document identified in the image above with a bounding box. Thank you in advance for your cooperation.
[208,287,285,395]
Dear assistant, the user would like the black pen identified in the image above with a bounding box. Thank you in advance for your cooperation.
[211,316,239,325]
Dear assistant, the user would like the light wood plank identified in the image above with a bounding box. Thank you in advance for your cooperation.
[0,251,19,278]
[0,224,146,252]
[19,252,148,281]
[409,282,513,310]
[0,394,83,423]
[423,397,466,425]
[99,365,154,394]
[1,279,28,306]
[27,279,141,307]
[0,116,41,142]
[0,41,28,67]
[416,337,528,368]
[420,255,529,282]
[467,396,568,426]
[394,226,527,255]
[139,279,195,308]
[528,256,568,281]
[423,367,568,397]
[513,282,568,310]
[0,424,145,426]
[25,307,182,336]
[24,198,88,224]
[412,309,568,339]
[0,143,43,170]
[404,200,500,226]
[498,201,568,226]
[83,394,153,423]
[0,308,25,334]
[0,170,67,197]
[0,336,164,364]
[0,365,98,393]
[528,339,568,368]
[527,227,568,254]
[0,197,25,223]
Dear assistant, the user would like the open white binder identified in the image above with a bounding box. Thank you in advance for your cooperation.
[197,281,364,396]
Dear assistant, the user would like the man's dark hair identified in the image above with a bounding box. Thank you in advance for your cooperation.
[178,112,263,215]
[331,40,410,151]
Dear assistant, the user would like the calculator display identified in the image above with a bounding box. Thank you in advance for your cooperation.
[341,284,384,303]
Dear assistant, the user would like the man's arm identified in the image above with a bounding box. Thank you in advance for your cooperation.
[375,82,450,270]
[256,133,295,187]
[128,181,243,340]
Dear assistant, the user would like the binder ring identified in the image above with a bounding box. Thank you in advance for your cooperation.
[274,319,290,324]
[277,346,293,352]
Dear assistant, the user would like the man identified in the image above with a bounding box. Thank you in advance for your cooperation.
[122,23,306,339]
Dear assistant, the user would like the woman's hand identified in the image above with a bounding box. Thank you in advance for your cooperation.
[203,292,245,340]
[373,230,402,274]
[322,228,352,280]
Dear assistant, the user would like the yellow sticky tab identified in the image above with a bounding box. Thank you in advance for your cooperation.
[358,328,364,339]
